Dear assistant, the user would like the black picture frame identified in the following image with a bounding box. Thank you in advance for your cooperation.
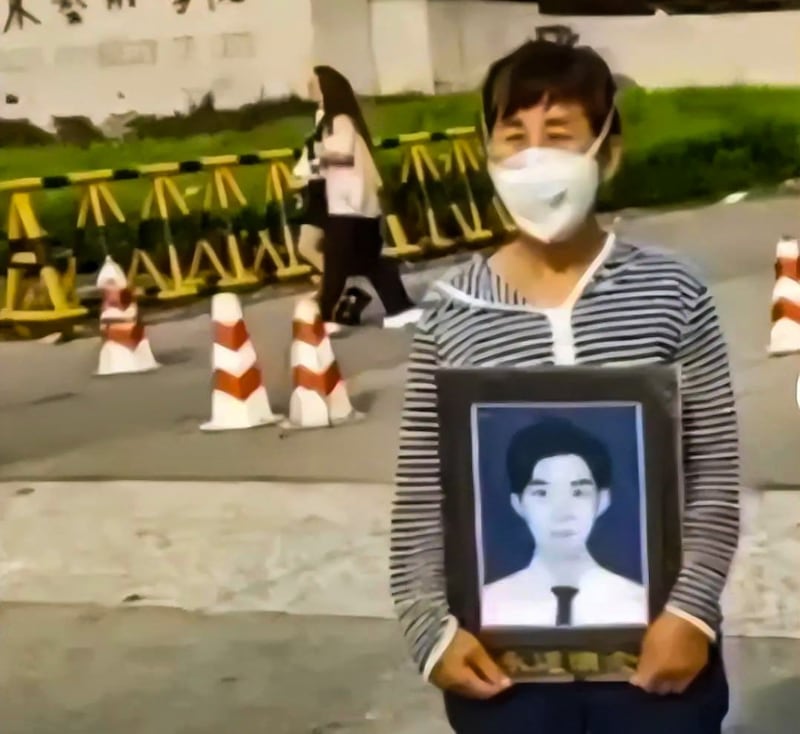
[436,366,683,682]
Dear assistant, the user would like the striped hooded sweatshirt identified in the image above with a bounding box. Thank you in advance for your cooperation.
[390,234,741,679]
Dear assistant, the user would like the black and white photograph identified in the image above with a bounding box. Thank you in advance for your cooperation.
[477,405,648,631]
[436,366,683,665]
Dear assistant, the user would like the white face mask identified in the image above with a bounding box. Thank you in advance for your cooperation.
[487,108,615,244]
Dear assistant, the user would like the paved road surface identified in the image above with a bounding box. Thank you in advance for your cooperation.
[1,197,799,487]
[0,605,795,734]
[2,198,800,733]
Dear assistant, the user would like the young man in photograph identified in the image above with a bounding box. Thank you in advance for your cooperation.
[391,39,740,733]
[482,416,647,629]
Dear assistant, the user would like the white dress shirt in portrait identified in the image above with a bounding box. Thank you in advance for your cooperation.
[481,556,647,628]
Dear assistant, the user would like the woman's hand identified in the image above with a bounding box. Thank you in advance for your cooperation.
[430,628,513,700]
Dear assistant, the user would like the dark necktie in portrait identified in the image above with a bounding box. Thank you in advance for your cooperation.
[552,586,579,626]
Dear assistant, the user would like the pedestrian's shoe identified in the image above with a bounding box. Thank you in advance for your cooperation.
[333,287,373,326]
[383,307,423,329]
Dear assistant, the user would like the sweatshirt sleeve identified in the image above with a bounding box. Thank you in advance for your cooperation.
[390,318,453,675]
[667,285,741,633]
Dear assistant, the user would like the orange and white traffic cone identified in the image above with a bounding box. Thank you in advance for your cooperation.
[95,256,160,376]
[282,298,361,430]
[768,236,800,356]
[201,292,281,431]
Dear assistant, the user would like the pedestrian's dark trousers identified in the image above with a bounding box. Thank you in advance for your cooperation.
[318,214,413,322]
[444,648,729,734]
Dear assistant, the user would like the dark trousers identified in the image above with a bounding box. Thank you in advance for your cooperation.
[319,215,413,322]
[304,179,328,230]
[444,649,729,734]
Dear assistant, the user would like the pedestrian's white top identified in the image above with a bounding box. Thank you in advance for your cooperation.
[321,114,382,219]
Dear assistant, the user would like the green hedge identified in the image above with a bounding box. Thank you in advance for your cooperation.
[1,86,799,273]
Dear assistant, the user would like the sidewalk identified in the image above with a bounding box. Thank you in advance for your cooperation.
[0,603,795,734]
[0,479,797,638]
[0,477,796,732]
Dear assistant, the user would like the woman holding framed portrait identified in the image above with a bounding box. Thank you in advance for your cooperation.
[391,39,740,734]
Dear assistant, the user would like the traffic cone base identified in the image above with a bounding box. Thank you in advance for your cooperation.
[768,319,800,356]
[285,387,331,430]
[96,323,160,376]
[280,395,364,431]
[328,382,360,424]
[200,387,279,432]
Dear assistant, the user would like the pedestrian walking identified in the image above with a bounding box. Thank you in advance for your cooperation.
[308,65,420,333]
[391,39,740,734]
[293,107,327,280]
[293,95,373,312]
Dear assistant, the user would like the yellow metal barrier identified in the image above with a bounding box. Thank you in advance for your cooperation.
[186,163,260,290]
[1,191,87,329]
[441,129,495,244]
[398,132,456,252]
[254,153,312,281]
[0,127,506,334]
[128,175,198,300]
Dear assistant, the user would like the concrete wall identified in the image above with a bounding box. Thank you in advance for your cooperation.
[0,0,315,129]
[309,0,435,96]
[310,0,379,96]
[370,0,435,95]
[1,1,799,131]
[428,2,800,91]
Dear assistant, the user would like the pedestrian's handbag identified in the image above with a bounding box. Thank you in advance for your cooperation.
[292,146,312,182]
[293,118,327,182]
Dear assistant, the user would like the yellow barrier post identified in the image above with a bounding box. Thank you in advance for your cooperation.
[377,138,422,259]
[75,175,127,259]
[130,170,198,300]
[186,157,260,290]
[0,187,87,330]
[397,132,455,251]
[254,152,311,281]
[442,129,494,244]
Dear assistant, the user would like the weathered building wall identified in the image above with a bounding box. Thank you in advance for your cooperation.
[0,0,315,129]
[428,2,800,91]
[0,1,797,131]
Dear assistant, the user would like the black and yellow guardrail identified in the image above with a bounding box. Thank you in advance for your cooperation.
[0,127,514,332]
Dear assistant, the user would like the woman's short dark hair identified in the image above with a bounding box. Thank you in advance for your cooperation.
[481,39,621,138]
[313,65,375,152]
[506,416,613,496]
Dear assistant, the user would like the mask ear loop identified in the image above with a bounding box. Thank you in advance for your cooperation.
[587,99,617,158]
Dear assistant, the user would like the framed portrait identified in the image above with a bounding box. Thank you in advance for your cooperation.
[436,366,683,682]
